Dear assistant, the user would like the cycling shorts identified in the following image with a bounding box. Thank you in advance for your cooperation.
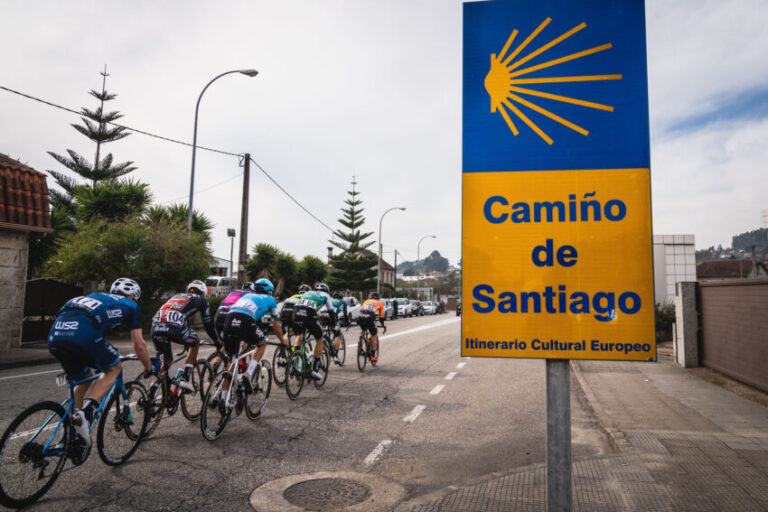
[280,303,295,327]
[357,313,378,336]
[222,312,266,354]
[292,305,323,340]
[151,322,199,367]
[48,316,120,381]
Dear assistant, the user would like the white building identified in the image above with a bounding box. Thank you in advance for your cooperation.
[653,234,696,305]
[762,209,768,229]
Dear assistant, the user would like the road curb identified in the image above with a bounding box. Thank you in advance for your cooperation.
[569,360,631,453]
[0,354,57,371]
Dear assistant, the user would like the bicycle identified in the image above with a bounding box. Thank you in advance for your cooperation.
[200,345,272,441]
[144,343,214,437]
[357,325,383,372]
[323,321,346,367]
[0,355,149,509]
[284,332,330,400]
[271,326,297,387]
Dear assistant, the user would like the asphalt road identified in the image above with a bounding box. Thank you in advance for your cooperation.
[0,314,610,511]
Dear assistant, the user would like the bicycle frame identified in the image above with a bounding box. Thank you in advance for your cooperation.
[219,345,258,410]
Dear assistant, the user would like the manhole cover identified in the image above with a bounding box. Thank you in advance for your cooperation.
[283,478,371,510]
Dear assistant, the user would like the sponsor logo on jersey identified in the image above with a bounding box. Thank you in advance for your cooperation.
[106,309,123,319]
[54,320,79,330]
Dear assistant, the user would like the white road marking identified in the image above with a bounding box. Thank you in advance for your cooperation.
[379,318,459,341]
[403,405,426,423]
[445,372,457,380]
[0,368,61,382]
[430,384,445,395]
[456,362,466,369]
[364,439,393,467]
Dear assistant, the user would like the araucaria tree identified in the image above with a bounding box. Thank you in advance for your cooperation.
[327,178,378,292]
[47,65,136,209]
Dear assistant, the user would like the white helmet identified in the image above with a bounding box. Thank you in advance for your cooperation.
[110,278,141,299]
[187,280,207,296]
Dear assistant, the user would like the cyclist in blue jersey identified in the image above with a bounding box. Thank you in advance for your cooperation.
[331,291,348,327]
[47,278,154,447]
[216,278,288,401]
[214,282,255,344]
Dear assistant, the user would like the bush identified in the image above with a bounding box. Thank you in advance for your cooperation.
[655,302,676,342]
[207,295,224,316]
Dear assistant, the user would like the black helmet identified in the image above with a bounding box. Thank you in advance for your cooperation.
[369,292,380,300]
[332,291,343,299]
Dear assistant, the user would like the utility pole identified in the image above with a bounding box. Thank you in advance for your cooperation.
[237,154,250,287]
[393,250,398,295]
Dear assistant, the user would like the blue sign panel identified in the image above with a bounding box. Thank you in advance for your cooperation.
[463,0,650,172]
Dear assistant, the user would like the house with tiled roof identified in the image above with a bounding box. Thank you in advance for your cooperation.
[0,153,52,349]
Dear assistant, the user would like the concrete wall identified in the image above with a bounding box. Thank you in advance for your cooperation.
[653,234,696,305]
[0,229,29,349]
[699,278,768,393]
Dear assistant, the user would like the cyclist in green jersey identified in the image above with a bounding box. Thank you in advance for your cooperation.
[331,291,348,326]
[291,283,342,379]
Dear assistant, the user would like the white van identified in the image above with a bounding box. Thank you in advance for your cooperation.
[205,276,233,298]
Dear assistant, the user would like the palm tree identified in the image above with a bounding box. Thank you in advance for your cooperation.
[74,179,152,222]
[144,203,214,243]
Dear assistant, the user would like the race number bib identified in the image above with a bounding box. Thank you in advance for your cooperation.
[69,296,103,313]
[296,298,317,310]
[233,298,258,314]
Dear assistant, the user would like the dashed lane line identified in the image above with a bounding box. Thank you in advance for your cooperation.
[456,362,466,369]
[430,384,445,395]
[445,372,457,380]
[403,405,426,423]
[364,439,393,467]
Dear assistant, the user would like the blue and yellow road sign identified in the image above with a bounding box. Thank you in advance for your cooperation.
[462,0,655,361]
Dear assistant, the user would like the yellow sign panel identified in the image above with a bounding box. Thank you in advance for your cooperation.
[461,169,655,360]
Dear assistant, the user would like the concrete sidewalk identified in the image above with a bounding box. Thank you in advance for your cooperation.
[397,356,768,512]
[0,334,140,371]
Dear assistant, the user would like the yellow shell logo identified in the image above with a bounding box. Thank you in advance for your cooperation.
[484,17,621,145]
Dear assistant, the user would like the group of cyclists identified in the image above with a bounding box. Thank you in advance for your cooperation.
[46,275,389,448]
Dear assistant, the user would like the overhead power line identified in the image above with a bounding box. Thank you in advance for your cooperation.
[0,84,241,157]
[1,84,334,234]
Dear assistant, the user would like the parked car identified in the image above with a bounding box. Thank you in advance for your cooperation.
[341,296,362,324]
[422,301,436,315]
[396,298,413,317]
[381,299,394,320]
[205,276,233,298]
[411,300,424,316]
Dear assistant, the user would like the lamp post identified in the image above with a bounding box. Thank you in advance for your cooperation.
[739,249,745,278]
[417,235,437,272]
[187,69,258,233]
[227,228,236,278]
[377,207,406,294]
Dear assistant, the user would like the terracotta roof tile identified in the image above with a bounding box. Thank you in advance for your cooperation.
[0,153,52,232]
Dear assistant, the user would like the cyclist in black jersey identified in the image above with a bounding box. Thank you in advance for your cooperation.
[150,280,219,391]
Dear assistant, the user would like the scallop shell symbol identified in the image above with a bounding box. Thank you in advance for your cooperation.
[484,17,622,145]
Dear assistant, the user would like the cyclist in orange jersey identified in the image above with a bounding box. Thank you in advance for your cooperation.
[357,292,386,362]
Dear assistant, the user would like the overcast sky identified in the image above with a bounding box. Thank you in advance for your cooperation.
[3,0,767,272]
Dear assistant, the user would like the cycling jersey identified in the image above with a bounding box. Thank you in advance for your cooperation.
[151,294,218,366]
[48,293,142,380]
[360,299,385,319]
[214,289,250,340]
[221,293,278,353]
[332,298,348,320]
[228,293,279,322]
[292,290,338,340]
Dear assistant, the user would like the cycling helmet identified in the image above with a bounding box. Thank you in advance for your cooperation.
[253,278,274,295]
[315,282,330,294]
[110,278,141,299]
[332,291,343,299]
[369,292,380,300]
[187,280,207,296]
[298,284,311,293]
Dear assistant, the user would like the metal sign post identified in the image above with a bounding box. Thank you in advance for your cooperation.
[546,359,572,511]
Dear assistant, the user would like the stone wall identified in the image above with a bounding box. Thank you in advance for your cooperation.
[0,229,29,349]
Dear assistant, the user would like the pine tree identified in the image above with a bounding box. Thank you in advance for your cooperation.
[327,178,378,292]
[46,65,136,209]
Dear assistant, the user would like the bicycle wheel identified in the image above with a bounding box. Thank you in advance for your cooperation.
[143,377,166,438]
[0,401,69,509]
[206,350,227,378]
[357,336,367,372]
[336,332,346,367]
[313,344,330,389]
[181,359,212,421]
[200,371,232,441]
[97,382,149,466]
[272,345,289,387]
[284,350,304,400]
[245,362,272,420]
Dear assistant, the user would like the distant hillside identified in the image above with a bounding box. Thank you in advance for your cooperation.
[397,250,449,275]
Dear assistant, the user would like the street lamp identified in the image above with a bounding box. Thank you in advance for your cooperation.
[377,207,406,294]
[227,228,236,278]
[187,69,259,233]
[739,249,745,278]
[417,235,437,271]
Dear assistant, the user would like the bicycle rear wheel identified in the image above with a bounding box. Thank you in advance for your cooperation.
[200,371,232,441]
[181,359,212,421]
[284,351,304,400]
[0,401,69,509]
[97,382,149,466]
[143,377,166,437]
[336,332,346,366]
[245,362,272,420]
[313,344,330,389]
[272,345,289,387]
[357,336,367,372]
